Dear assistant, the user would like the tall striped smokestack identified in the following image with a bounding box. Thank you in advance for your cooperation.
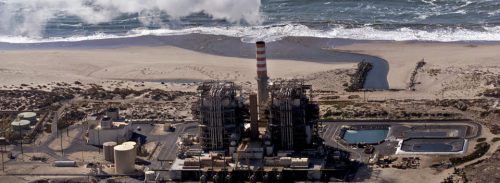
[256,41,269,105]
[256,41,268,78]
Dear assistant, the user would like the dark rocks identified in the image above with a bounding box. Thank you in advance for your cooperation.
[482,88,500,98]
[408,59,426,91]
[454,101,468,111]
[346,61,372,92]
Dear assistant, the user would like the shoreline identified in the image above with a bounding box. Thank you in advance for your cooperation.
[0,34,391,90]
[0,34,499,99]
[2,34,500,50]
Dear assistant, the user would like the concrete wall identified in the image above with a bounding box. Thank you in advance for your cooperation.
[88,127,132,145]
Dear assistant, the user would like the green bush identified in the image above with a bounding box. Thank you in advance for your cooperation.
[492,137,500,143]
[450,142,490,165]
[476,138,486,142]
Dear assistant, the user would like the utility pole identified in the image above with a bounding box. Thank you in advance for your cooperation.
[97,128,101,154]
[1,143,4,172]
[19,127,23,161]
[60,129,64,155]
[0,135,5,172]
[81,124,84,163]
[363,90,367,101]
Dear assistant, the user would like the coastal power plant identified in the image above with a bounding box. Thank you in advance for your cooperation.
[0,40,488,183]
[196,42,320,155]
[2,1,499,182]
[170,41,334,182]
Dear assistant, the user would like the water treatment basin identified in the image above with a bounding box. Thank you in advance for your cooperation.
[412,143,453,152]
[342,129,389,144]
[400,138,465,153]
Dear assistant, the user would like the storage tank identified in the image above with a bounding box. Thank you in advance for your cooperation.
[145,171,155,181]
[54,160,77,167]
[11,120,31,131]
[123,141,138,153]
[123,141,137,148]
[114,144,136,174]
[103,141,117,162]
[18,112,37,124]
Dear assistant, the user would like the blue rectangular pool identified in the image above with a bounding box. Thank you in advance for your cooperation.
[342,129,388,144]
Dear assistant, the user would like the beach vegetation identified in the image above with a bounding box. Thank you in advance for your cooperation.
[450,142,490,166]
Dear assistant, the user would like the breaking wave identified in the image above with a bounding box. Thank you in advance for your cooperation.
[1,24,500,44]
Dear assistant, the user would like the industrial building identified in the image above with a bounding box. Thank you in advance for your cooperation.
[266,79,320,151]
[197,81,246,151]
[171,41,343,182]
[86,108,133,146]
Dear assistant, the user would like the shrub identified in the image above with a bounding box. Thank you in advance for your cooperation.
[449,142,490,165]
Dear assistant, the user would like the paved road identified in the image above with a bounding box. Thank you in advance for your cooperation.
[321,124,364,161]
[14,123,97,161]
[157,122,198,162]
[12,101,101,161]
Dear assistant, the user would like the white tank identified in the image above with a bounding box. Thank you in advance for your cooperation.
[145,171,155,181]
[114,144,136,174]
[123,141,137,147]
[54,161,77,167]
[11,120,31,131]
[18,112,37,124]
[103,141,117,162]
[123,141,138,153]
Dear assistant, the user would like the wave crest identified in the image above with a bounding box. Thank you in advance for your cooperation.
[1,24,500,44]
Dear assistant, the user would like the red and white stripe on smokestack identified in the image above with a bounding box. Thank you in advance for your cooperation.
[256,41,268,78]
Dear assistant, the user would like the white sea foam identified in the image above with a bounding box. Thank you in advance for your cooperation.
[0,0,262,37]
[1,24,500,44]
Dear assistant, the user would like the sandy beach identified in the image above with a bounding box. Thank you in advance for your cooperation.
[336,42,500,89]
[1,35,499,99]
[0,45,354,88]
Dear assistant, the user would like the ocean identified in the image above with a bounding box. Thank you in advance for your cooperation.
[1,0,500,43]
